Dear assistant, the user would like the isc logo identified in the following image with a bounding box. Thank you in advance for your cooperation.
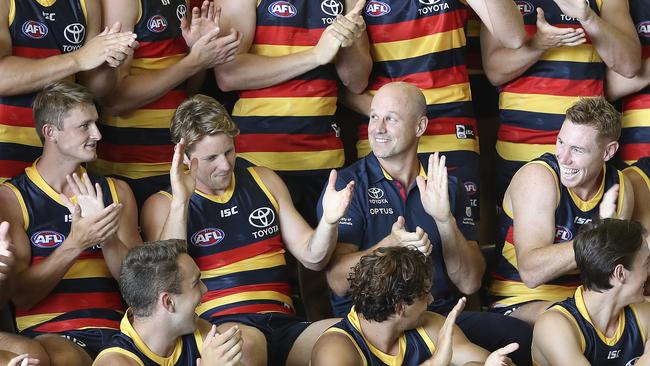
[515,1,534,16]
[191,228,225,247]
[22,20,48,39]
[554,225,573,242]
[638,21,650,37]
[31,230,65,248]
[268,1,297,17]
[366,1,390,17]
[147,15,168,33]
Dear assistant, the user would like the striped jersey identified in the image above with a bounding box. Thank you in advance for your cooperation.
[6,163,123,333]
[490,153,624,307]
[619,0,650,165]
[0,0,87,180]
[91,0,188,180]
[496,0,604,163]
[94,311,203,366]
[162,165,294,319]
[231,0,344,173]
[357,0,479,167]
[325,308,436,366]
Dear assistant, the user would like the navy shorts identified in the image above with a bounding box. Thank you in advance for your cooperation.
[209,313,310,366]
[22,328,118,359]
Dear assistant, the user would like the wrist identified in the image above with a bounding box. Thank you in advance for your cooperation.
[179,54,202,75]
[579,8,596,26]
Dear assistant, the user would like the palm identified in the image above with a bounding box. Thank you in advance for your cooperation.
[417,153,451,222]
[322,170,354,225]
[171,139,197,202]
[60,173,105,218]
[182,1,221,48]
[552,0,588,20]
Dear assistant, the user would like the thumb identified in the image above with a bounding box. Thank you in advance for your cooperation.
[196,358,202,366]
[327,169,337,190]
[392,216,405,231]
[72,203,82,221]
[109,21,121,33]
[348,0,365,16]
[495,342,519,356]
[536,7,547,25]
[416,175,426,193]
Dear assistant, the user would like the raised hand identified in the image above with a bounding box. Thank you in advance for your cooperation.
[531,8,586,50]
[485,343,519,366]
[0,221,15,285]
[322,170,355,225]
[170,138,198,204]
[197,325,243,366]
[103,21,139,68]
[73,27,138,70]
[416,152,452,223]
[186,26,242,68]
[390,216,431,256]
[312,0,367,64]
[552,0,592,22]
[599,184,620,219]
[60,172,105,218]
[421,297,467,366]
[182,1,221,48]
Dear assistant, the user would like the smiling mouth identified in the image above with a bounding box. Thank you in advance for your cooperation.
[561,167,579,178]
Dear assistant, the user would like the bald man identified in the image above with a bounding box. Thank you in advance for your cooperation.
[319,82,534,365]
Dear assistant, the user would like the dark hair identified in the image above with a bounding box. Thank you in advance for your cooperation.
[575,219,645,291]
[349,246,432,322]
[119,239,188,317]
[565,97,621,143]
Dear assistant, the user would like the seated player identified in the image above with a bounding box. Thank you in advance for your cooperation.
[312,246,519,366]
[93,239,243,366]
[533,219,650,365]
[489,97,635,325]
[0,80,142,365]
[140,95,355,366]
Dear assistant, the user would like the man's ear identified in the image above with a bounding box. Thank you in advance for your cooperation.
[603,140,619,162]
[160,292,175,313]
[611,263,626,286]
[416,116,428,137]
[42,123,57,143]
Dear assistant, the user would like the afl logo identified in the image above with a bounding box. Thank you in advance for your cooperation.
[31,230,65,248]
[366,1,390,17]
[515,1,534,16]
[554,226,573,242]
[637,21,650,37]
[147,15,168,33]
[190,228,225,247]
[22,20,48,39]
[268,1,297,17]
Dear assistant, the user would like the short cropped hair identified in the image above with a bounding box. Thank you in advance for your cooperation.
[575,219,645,291]
[119,239,188,317]
[170,95,239,154]
[565,97,621,142]
[349,246,432,322]
[32,80,96,142]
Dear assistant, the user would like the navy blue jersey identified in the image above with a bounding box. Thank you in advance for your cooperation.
[627,157,650,185]
[490,153,625,307]
[318,153,477,316]
[325,308,435,365]
[162,164,294,319]
[5,163,123,333]
[95,311,203,365]
[549,287,645,365]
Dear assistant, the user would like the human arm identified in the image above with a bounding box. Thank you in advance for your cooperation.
[93,352,143,366]
[416,153,484,295]
[311,330,363,366]
[0,0,137,97]
[196,321,243,366]
[606,57,650,101]
[531,309,591,366]
[335,0,371,94]
[624,167,650,231]
[0,221,15,307]
[339,88,373,116]
[467,0,525,49]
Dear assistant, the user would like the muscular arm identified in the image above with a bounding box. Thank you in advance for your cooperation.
[421,311,491,366]
[606,58,650,101]
[438,224,484,295]
[467,0,525,49]
[624,168,650,232]
[532,309,591,366]
[509,164,575,289]
[311,331,363,366]
[141,192,180,242]
[334,0,371,94]
[93,352,142,366]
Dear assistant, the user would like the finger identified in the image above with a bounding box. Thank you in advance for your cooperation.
[495,342,519,356]
[348,0,365,16]
[0,221,9,243]
[172,141,184,176]
[66,174,82,197]
[213,5,222,26]
[446,297,466,323]
[72,203,82,221]
[327,169,337,191]
[196,358,202,366]
[59,194,76,213]
[95,183,104,205]
[429,152,436,182]
[535,7,548,26]
[207,324,219,339]
[72,173,88,196]
[560,32,586,44]
[82,172,95,197]
[200,1,209,19]
[563,38,588,47]
[223,338,243,360]
[109,21,122,33]
[392,216,405,231]
[207,2,215,22]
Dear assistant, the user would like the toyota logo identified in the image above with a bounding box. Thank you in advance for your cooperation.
[321,0,343,16]
[249,207,275,228]
[418,0,441,4]
[176,4,187,21]
[367,187,384,199]
[64,23,85,44]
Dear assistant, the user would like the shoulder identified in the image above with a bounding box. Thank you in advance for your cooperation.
[0,182,25,227]
[94,348,144,366]
[312,330,363,366]
[630,301,650,339]
[535,306,583,345]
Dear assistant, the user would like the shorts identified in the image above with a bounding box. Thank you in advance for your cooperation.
[209,313,310,366]
[21,328,118,359]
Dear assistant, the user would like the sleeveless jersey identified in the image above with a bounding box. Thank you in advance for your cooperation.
[231,0,343,172]
[496,0,604,163]
[619,0,650,165]
[490,153,625,307]
[626,157,650,189]
[0,0,87,180]
[162,165,294,319]
[91,0,188,180]
[5,163,123,333]
[325,308,435,366]
[94,311,203,366]
[357,0,479,167]
[546,287,646,365]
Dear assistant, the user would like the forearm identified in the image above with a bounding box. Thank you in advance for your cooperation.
[101,235,130,279]
[581,9,641,78]
[517,241,576,288]
[479,0,525,49]
[437,220,484,294]
[0,54,80,96]
[335,37,371,94]
[13,245,81,309]
[606,58,650,101]
[301,220,339,271]
[78,64,118,100]
[340,88,373,116]
[159,200,189,241]
[482,40,544,86]
[214,51,320,92]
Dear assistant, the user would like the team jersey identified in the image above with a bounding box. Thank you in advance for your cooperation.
[619,0,650,165]
[490,153,625,307]
[230,0,344,173]
[537,287,646,366]
[0,0,87,180]
[356,0,479,166]
[94,311,203,366]
[324,307,435,366]
[496,0,604,164]
[91,0,188,180]
[625,157,650,188]
[320,152,477,316]
[5,162,123,333]
[161,164,294,319]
